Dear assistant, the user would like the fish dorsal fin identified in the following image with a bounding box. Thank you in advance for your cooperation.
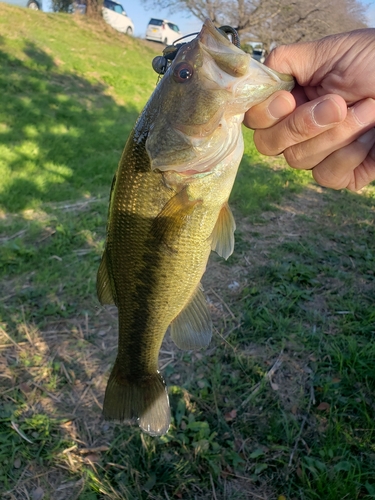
[152,187,201,247]
[170,284,212,350]
[96,250,116,305]
[210,202,236,260]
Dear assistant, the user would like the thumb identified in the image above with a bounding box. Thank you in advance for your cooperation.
[265,42,322,86]
[264,32,375,104]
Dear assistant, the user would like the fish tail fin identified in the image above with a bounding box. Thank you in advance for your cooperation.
[103,362,171,436]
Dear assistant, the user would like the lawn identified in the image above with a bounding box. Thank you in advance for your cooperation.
[0,4,374,500]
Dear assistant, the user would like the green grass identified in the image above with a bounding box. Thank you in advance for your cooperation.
[1,4,375,499]
[231,127,311,215]
[0,4,156,212]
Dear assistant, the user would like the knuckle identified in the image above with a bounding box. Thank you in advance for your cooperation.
[283,145,305,169]
[253,129,277,155]
[244,106,261,129]
[351,160,375,191]
[246,96,276,130]
[312,165,347,190]
[312,168,335,189]
[285,111,309,144]
[253,105,318,157]
[267,45,288,67]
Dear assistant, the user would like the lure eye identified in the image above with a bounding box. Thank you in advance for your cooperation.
[173,62,193,83]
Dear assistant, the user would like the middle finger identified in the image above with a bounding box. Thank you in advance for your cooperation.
[283,98,375,170]
[253,95,347,156]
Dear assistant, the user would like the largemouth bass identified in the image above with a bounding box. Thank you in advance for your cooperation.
[97,19,294,436]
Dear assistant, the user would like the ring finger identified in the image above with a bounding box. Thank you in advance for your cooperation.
[311,127,375,190]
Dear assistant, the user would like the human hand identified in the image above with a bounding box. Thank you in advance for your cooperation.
[244,29,375,191]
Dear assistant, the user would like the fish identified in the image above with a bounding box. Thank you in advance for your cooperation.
[97,18,294,436]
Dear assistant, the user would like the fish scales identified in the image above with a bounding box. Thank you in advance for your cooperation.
[97,19,294,435]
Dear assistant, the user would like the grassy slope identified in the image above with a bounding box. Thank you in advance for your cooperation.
[1,4,375,500]
[0,3,156,212]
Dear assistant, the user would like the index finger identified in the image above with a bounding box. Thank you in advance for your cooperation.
[244,90,296,130]
[253,94,348,156]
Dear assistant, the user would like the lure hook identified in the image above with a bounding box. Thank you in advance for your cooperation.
[151,24,241,76]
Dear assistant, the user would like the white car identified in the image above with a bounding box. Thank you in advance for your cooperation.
[102,0,134,36]
[2,0,46,9]
[145,18,182,45]
[252,48,266,63]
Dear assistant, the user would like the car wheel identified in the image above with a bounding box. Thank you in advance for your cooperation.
[163,37,168,45]
[126,26,133,36]
[27,0,40,9]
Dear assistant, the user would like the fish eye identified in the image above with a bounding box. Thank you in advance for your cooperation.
[173,62,194,83]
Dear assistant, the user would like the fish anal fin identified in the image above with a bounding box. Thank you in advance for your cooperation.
[211,202,236,260]
[103,362,170,436]
[96,250,115,305]
[152,188,201,246]
[171,284,212,350]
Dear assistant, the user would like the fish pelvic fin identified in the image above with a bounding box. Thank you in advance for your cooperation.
[103,362,170,436]
[211,202,236,260]
[171,284,212,350]
[97,250,116,305]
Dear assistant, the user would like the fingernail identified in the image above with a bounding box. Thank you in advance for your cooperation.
[268,95,293,119]
[353,99,375,125]
[357,127,375,144]
[312,98,343,126]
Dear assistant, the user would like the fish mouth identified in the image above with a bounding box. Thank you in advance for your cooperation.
[197,19,294,93]
[197,19,250,78]
[146,19,294,176]
[198,19,243,53]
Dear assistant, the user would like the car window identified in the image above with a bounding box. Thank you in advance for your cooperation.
[104,0,123,13]
[149,18,163,26]
[167,23,179,32]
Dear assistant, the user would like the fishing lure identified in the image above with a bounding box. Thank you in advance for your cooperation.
[152,25,241,76]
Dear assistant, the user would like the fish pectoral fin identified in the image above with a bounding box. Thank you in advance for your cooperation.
[152,188,201,246]
[103,363,170,436]
[210,202,236,260]
[171,284,212,350]
[96,250,116,305]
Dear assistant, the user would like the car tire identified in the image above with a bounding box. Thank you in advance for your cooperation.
[163,37,168,45]
[27,0,40,9]
[126,26,133,36]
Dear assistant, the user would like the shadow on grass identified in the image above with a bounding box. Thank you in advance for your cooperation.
[0,42,140,212]
[230,153,311,217]
[232,152,375,219]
